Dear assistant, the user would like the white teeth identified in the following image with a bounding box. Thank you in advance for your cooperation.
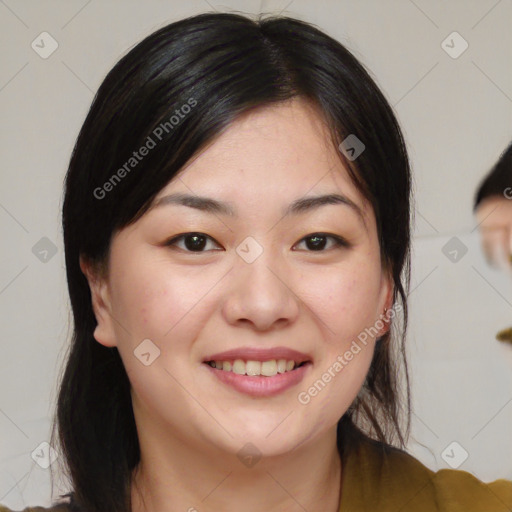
[277,359,287,373]
[209,358,301,376]
[261,360,278,377]
[246,360,261,376]
[232,359,246,375]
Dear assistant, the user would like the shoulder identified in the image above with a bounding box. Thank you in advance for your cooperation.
[429,466,512,511]
[386,444,512,509]
[342,435,512,511]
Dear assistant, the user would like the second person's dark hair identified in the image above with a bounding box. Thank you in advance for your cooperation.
[474,141,512,210]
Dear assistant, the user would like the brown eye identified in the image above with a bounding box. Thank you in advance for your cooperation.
[293,233,349,252]
[165,232,222,252]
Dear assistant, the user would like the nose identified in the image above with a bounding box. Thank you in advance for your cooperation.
[222,249,300,332]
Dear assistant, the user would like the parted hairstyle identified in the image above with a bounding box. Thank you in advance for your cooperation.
[50,11,413,512]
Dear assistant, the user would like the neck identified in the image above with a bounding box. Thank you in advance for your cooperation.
[130,421,342,512]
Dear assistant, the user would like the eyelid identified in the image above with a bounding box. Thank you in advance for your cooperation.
[164,232,223,252]
[292,233,350,251]
[164,232,350,253]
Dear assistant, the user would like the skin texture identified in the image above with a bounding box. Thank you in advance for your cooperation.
[475,196,512,272]
[81,98,393,512]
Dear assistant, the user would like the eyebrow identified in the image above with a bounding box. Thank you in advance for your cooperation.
[152,192,366,226]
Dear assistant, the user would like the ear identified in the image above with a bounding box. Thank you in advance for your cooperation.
[377,268,394,337]
[79,255,118,347]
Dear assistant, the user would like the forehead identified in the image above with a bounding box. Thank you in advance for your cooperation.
[152,98,372,223]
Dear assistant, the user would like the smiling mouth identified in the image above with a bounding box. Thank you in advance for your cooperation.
[205,359,310,377]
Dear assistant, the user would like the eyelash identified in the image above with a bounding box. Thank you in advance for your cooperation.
[164,232,350,253]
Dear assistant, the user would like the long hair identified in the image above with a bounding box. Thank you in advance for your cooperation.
[51,12,412,512]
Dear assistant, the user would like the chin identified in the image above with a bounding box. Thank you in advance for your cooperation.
[218,414,315,456]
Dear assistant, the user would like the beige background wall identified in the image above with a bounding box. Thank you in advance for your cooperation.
[1,0,511,508]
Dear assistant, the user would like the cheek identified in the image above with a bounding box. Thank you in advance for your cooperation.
[109,255,224,344]
[298,264,379,426]
[108,261,212,400]
[298,258,382,344]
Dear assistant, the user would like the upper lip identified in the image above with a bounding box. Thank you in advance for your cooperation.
[203,347,313,364]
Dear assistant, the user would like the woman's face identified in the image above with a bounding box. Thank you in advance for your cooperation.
[83,98,391,459]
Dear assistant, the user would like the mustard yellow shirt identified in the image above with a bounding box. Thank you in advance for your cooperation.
[1,436,511,511]
[339,435,512,511]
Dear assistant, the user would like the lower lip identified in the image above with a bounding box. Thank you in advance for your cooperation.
[204,362,312,397]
